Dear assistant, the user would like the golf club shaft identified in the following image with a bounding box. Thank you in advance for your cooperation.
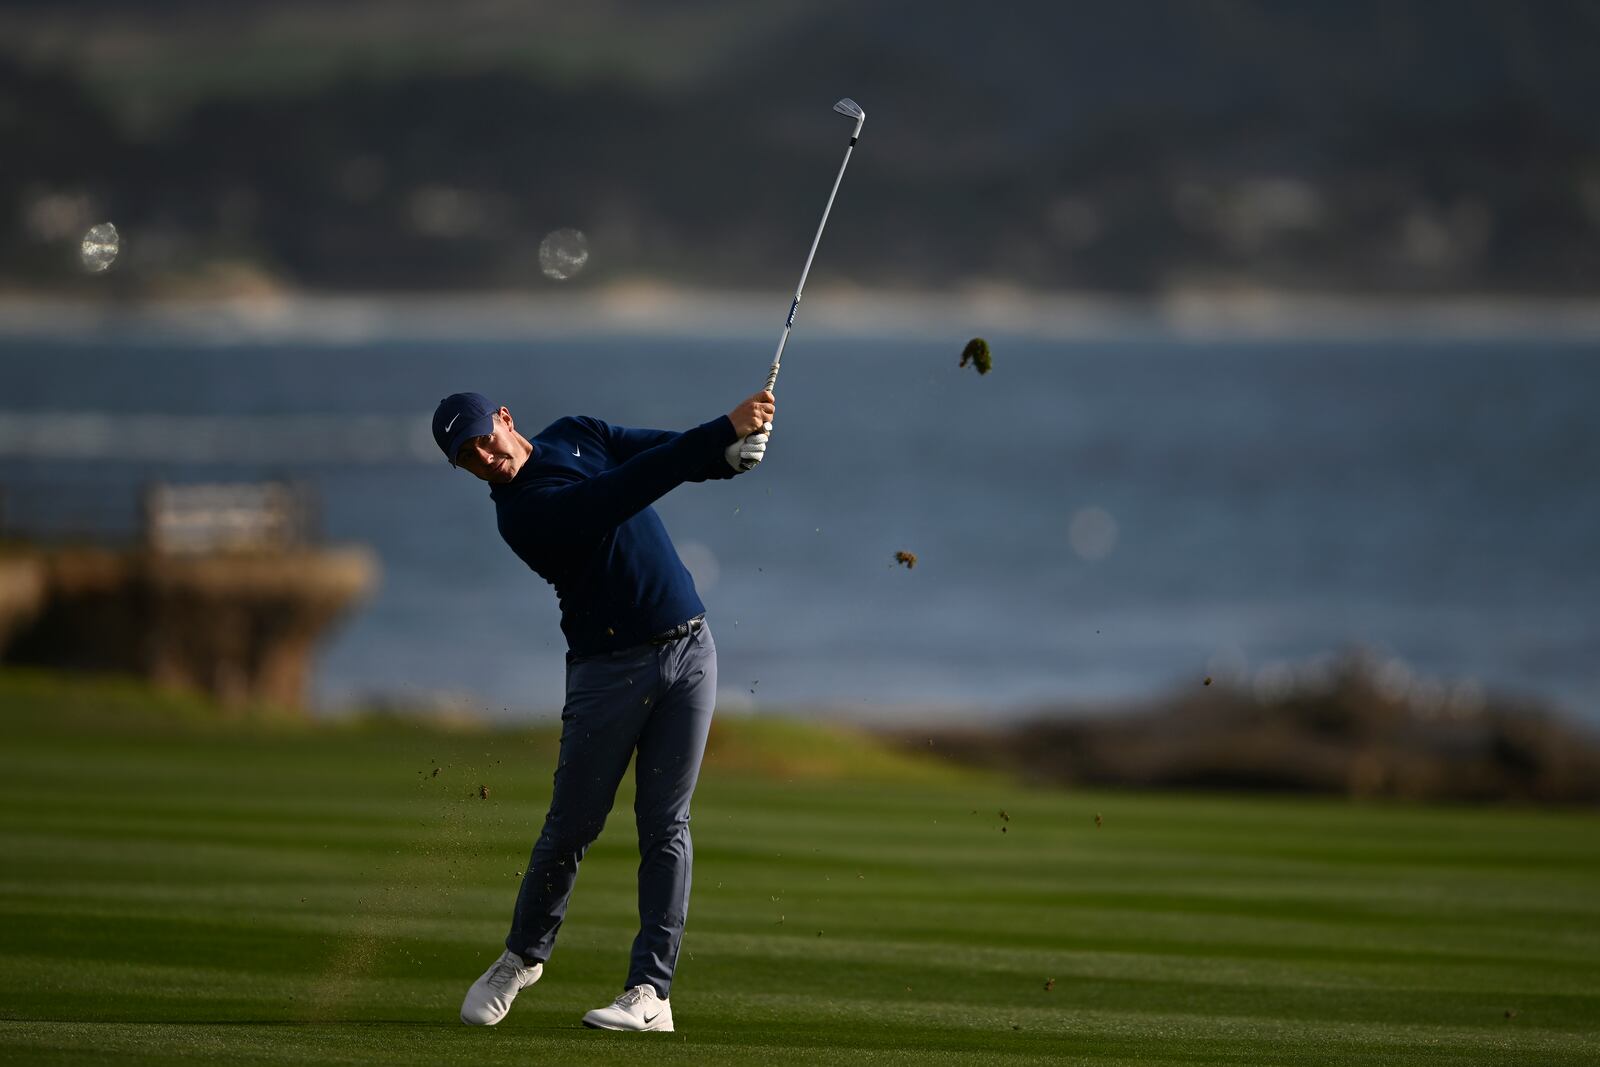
[762,136,859,396]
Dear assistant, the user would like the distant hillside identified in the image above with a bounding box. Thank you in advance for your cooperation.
[3,0,1599,294]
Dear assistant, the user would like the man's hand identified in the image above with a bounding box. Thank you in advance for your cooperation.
[728,390,775,438]
[725,428,770,472]
[725,390,775,471]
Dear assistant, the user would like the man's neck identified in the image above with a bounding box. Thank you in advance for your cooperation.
[510,432,535,475]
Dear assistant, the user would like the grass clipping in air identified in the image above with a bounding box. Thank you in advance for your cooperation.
[960,337,992,375]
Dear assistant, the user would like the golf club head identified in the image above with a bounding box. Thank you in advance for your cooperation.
[833,97,865,134]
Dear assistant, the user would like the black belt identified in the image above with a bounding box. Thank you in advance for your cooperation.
[646,614,705,645]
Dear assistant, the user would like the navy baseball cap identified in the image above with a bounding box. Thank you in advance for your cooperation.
[432,392,498,466]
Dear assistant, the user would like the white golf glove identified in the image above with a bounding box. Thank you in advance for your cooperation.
[725,422,772,472]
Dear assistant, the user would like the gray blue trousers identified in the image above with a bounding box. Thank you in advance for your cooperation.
[506,620,716,999]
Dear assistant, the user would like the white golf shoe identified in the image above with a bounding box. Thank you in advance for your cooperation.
[581,983,674,1032]
[460,949,543,1026]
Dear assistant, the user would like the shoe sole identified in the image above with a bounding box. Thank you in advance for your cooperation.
[582,1017,674,1032]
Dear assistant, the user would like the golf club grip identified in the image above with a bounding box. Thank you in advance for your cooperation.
[739,346,785,470]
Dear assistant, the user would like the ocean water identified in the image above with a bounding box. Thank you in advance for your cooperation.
[2,325,1597,724]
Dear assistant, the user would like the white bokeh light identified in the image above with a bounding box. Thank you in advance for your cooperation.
[1068,506,1118,561]
[79,222,119,273]
[538,228,590,281]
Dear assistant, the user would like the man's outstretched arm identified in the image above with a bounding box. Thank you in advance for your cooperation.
[594,422,731,482]
[592,390,773,480]
[515,392,774,540]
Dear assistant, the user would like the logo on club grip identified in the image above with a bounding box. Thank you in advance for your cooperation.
[786,298,799,328]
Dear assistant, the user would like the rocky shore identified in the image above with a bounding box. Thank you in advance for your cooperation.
[892,653,1600,804]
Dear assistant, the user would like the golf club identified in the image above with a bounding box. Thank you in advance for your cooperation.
[740,96,865,470]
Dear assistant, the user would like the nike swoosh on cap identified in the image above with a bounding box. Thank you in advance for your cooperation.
[572,446,581,457]
[445,413,460,431]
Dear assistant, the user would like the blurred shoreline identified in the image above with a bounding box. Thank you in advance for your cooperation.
[885,650,1600,804]
[7,286,1600,343]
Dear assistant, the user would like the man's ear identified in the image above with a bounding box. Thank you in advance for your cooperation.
[498,406,514,432]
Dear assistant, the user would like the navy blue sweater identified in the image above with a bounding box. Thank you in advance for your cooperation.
[488,413,739,655]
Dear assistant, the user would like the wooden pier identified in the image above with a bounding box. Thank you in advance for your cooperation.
[0,482,377,711]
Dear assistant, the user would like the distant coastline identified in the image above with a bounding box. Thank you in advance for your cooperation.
[6,286,1600,344]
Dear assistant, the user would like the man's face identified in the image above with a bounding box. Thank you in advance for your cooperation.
[456,408,522,483]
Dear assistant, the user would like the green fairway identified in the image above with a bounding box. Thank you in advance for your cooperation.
[1,672,1597,1065]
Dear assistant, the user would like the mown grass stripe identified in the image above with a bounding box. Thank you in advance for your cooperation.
[1,680,1596,1065]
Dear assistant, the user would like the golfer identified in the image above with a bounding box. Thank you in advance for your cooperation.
[435,388,773,1033]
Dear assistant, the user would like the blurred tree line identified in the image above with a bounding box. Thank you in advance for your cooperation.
[3,0,1599,295]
